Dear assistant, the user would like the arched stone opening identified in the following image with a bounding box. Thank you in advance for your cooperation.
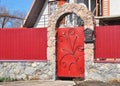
[47,3,94,80]
[55,12,84,28]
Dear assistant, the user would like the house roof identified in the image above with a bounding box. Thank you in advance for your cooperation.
[23,0,46,28]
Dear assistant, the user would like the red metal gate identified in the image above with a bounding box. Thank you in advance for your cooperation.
[57,27,84,78]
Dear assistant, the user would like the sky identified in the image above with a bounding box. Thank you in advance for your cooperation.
[0,0,33,14]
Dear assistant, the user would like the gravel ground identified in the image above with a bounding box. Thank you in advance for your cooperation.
[0,80,120,86]
[74,80,120,86]
[0,80,74,86]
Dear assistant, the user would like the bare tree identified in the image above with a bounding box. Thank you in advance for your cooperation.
[9,10,25,28]
[0,6,9,28]
[0,6,25,28]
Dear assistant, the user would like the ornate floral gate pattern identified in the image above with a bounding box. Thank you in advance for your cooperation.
[57,27,84,78]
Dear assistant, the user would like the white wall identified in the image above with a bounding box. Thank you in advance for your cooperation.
[34,0,48,28]
[110,0,120,16]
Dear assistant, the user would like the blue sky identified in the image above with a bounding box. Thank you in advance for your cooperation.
[0,0,33,14]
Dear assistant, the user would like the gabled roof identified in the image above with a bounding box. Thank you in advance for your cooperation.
[23,0,46,28]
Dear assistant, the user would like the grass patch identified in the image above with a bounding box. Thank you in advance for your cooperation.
[0,77,17,82]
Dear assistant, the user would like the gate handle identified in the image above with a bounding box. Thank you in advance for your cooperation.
[79,47,84,51]
[81,47,84,50]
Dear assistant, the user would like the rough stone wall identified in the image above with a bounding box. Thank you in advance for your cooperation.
[85,44,120,81]
[0,62,54,80]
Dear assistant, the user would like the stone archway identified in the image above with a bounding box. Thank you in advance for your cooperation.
[47,3,94,80]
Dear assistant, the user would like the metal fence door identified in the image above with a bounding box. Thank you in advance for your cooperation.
[57,27,84,78]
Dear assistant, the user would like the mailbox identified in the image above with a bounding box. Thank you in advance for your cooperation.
[84,28,94,43]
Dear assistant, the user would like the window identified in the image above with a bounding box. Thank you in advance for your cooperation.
[76,0,99,16]
[48,1,57,15]
[102,0,110,16]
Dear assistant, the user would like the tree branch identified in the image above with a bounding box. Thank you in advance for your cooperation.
[0,13,24,20]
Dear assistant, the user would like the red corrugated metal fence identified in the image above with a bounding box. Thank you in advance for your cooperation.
[0,28,47,61]
[95,26,120,62]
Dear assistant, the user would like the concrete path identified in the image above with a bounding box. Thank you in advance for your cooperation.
[0,80,74,86]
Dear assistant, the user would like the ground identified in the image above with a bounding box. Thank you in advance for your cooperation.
[0,80,74,86]
[0,80,120,86]
[74,80,120,86]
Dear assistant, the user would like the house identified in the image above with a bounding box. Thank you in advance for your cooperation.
[23,0,120,28]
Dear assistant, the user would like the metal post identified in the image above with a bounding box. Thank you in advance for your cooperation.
[88,0,91,11]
